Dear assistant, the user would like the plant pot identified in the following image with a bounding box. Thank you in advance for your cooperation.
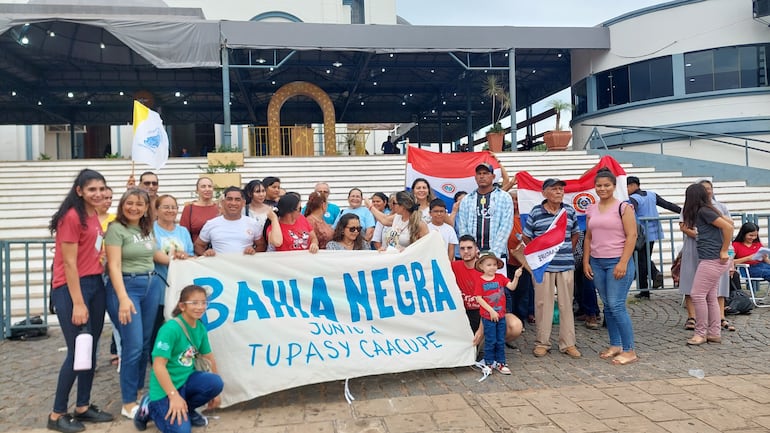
[202,172,242,189]
[486,132,505,153]
[543,130,572,151]
[207,152,244,167]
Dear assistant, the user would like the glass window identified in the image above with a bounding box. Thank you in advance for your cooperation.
[629,57,673,102]
[739,45,760,88]
[714,47,740,90]
[648,57,674,99]
[685,50,713,94]
[596,66,629,109]
[572,79,587,116]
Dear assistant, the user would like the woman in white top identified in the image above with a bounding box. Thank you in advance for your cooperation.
[244,179,270,237]
[411,178,435,223]
[371,191,428,250]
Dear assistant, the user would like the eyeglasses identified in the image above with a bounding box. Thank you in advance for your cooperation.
[159,206,178,211]
[142,181,159,186]
[183,300,208,307]
[346,226,362,232]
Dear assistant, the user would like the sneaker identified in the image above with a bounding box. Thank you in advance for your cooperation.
[585,316,600,330]
[562,346,582,359]
[189,410,208,428]
[133,395,151,431]
[73,404,113,423]
[496,363,512,375]
[47,414,85,433]
[533,346,549,357]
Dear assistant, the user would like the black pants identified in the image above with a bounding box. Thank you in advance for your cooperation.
[506,264,534,323]
[636,240,660,290]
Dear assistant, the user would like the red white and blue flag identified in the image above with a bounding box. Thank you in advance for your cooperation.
[524,208,567,284]
[517,155,628,230]
[405,147,502,209]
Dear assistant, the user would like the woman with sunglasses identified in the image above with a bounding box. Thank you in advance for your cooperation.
[327,213,370,250]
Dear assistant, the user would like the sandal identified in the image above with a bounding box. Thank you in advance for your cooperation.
[721,319,735,332]
[611,353,639,365]
[684,317,696,330]
[599,347,622,360]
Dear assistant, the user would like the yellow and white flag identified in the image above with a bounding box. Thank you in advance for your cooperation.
[132,100,169,170]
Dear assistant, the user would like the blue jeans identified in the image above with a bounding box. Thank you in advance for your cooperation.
[51,275,106,414]
[107,273,163,404]
[574,266,599,316]
[148,371,224,433]
[590,256,636,351]
[481,315,506,366]
[749,262,770,281]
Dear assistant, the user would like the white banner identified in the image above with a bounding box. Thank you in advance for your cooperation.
[166,232,475,407]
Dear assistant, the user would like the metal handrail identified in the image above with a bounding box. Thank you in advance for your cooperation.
[583,123,770,166]
[1,239,54,339]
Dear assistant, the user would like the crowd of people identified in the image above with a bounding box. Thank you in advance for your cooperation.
[45,161,764,432]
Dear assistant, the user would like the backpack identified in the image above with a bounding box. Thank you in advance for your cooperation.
[9,315,48,341]
[618,202,646,250]
[725,273,754,315]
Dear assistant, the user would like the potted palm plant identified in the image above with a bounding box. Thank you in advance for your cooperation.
[543,99,574,151]
[482,76,510,153]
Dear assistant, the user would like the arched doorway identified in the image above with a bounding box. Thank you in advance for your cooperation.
[266,82,336,156]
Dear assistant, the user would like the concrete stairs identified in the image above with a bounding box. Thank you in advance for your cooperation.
[1,151,768,327]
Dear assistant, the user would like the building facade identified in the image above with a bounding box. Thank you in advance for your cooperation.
[570,0,770,168]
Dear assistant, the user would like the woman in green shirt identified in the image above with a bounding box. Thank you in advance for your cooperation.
[105,188,169,419]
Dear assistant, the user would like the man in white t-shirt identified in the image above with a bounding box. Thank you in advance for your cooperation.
[195,187,267,255]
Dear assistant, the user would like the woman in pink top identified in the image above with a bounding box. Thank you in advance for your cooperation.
[583,168,639,366]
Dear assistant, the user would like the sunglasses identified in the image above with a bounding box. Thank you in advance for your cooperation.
[346,226,362,232]
[142,181,159,186]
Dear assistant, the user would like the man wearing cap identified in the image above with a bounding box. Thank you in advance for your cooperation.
[627,176,682,298]
[522,178,581,358]
[457,162,514,272]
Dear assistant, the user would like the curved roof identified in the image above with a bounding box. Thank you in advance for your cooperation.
[0,3,610,144]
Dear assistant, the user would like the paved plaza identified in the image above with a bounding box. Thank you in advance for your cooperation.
[3,290,770,433]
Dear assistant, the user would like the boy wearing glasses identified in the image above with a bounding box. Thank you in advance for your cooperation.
[427,199,458,262]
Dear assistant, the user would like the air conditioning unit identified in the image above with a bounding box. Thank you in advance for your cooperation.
[45,124,87,134]
[754,0,770,19]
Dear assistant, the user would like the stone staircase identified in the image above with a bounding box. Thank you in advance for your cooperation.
[2,151,768,328]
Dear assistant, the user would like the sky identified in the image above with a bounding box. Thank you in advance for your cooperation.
[395,0,669,143]
[396,0,668,27]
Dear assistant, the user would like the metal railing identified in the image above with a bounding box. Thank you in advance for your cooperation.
[246,126,371,157]
[635,212,768,292]
[584,125,770,168]
[2,214,768,338]
[1,239,54,339]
